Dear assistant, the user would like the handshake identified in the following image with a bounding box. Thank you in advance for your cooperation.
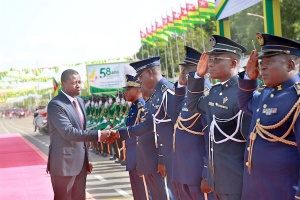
[100,129,120,144]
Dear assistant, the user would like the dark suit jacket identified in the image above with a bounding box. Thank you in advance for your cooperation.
[46,92,98,176]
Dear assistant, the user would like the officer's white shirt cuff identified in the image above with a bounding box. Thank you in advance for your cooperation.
[177,82,184,88]
[244,72,250,80]
[98,130,101,142]
[194,73,203,79]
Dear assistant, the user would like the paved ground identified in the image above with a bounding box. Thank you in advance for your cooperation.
[0,116,133,200]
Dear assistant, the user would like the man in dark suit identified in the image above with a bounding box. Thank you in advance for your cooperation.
[46,69,104,200]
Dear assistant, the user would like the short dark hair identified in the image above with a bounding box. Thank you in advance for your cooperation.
[61,69,79,82]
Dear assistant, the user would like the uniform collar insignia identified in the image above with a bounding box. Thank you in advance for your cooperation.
[204,86,210,96]
[277,85,282,91]
[223,97,228,104]
[222,76,238,89]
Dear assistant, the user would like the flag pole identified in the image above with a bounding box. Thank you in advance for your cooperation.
[185,1,194,48]
[172,8,181,73]
[142,44,144,59]
[185,0,194,48]
[151,22,157,57]
[146,44,150,58]
[165,12,175,81]
[169,39,175,82]
[180,3,187,46]
[164,42,168,79]
[200,23,205,51]
[175,32,181,72]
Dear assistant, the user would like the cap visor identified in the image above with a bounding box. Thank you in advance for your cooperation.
[257,52,282,59]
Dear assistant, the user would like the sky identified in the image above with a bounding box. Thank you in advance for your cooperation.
[0,0,196,71]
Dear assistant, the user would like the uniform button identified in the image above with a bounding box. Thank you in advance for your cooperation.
[247,147,250,151]
[136,142,138,145]
[210,148,213,152]
[245,162,249,166]
[160,144,163,146]
[263,104,267,108]
[257,118,260,122]
[219,92,222,96]
[215,103,218,105]
[270,94,274,98]
[256,108,259,112]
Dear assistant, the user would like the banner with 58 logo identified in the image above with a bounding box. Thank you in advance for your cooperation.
[87,62,136,92]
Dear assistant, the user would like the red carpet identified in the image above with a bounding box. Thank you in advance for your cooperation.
[0,134,53,199]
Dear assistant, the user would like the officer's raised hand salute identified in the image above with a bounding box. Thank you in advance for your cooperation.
[196,51,209,77]
[245,50,259,80]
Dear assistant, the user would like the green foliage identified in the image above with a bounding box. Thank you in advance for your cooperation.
[280,0,300,40]
[230,3,264,54]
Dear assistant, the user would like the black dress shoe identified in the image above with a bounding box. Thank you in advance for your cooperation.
[120,161,126,166]
[109,156,116,160]
[102,153,108,157]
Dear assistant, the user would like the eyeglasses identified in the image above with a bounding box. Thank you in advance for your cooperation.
[208,57,235,64]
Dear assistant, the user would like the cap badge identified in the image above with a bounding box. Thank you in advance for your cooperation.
[209,36,216,47]
[256,33,264,46]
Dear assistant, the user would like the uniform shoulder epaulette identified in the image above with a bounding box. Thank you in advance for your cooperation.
[137,102,143,109]
[161,84,168,93]
[294,82,300,95]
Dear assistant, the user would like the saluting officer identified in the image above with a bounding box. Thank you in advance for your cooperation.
[186,35,251,200]
[136,83,168,200]
[237,33,300,200]
[172,46,212,200]
[107,57,183,199]
[122,74,149,199]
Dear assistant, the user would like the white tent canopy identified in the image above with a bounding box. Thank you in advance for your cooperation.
[216,0,262,20]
